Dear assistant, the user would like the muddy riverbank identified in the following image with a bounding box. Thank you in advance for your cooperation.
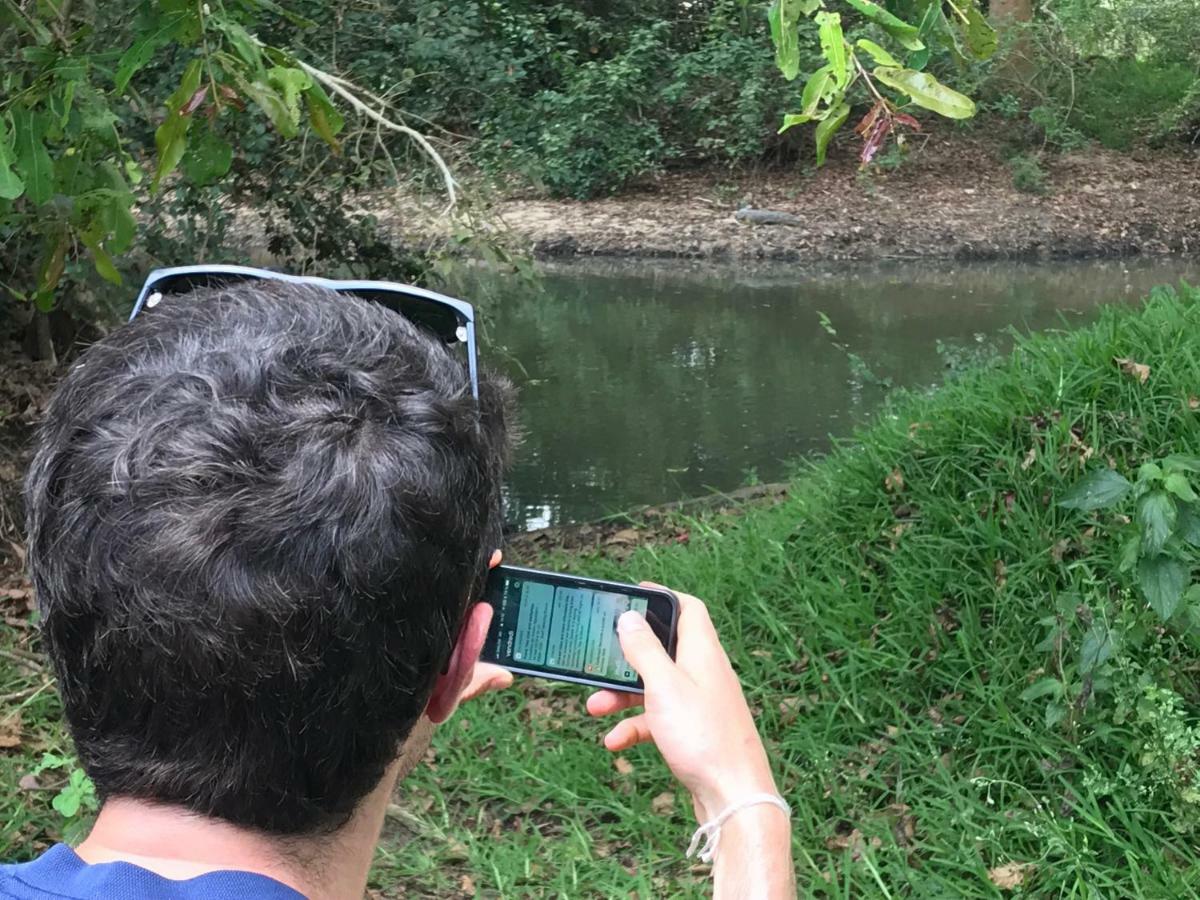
[378,137,1199,264]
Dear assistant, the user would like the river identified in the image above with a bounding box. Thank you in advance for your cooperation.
[449,259,1197,530]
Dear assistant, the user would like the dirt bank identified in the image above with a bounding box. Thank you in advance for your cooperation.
[504,482,791,564]
[382,137,1199,263]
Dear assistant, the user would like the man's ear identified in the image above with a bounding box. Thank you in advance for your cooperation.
[425,549,501,724]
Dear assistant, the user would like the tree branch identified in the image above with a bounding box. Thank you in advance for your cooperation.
[294,60,458,211]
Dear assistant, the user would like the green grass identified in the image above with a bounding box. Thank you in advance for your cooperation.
[4,285,1200,897]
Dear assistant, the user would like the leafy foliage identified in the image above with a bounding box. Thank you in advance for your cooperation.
[0,1,351,326]
[770,0,994,165]
[974,0,1200,153]
[0,0,462,349]
[1062,456,1200,623]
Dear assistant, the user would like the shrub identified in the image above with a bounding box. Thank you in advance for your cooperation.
[1008,152,1047,194]
[1068,57,1199,150]
[525,25,670,199]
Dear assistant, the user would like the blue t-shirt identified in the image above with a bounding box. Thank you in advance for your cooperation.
[0,845,306,899]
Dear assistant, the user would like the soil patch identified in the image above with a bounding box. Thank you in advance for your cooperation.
[0,349,55,589]
[377,136,1199,263]
[504,482,790,564]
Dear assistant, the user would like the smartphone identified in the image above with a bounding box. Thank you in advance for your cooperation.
[481,564,679,693]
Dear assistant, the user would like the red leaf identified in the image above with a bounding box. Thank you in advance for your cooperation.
[181,86,209,115]
[860,117,893,166]
[894,112,922,130]
[854,101,884,138]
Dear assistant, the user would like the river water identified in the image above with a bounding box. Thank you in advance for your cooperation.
[451,259,1197,530]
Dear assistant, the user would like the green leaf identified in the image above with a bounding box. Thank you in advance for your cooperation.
[800,65,834,118]
[814,100,850,166]
[123,157,144,186]
[962,4,997,60]
[1058,469,1133,511]
[51,769,95,819]
[1164,454,1200,474]
[1117,532,1141,574]
[80,232,121,285]
[0,116,25,200]
[167,58,204,114]
[1138,462,1164,482]
[107,198,137,254]
[151,58,204,191]
[768,1,799,81]
[855,39,901,67]
[1034,626,1062,654]
[152,113,190,193]
[182,127,233,185]
[842,0,924,51]
[53,789,82,818]
[768,0,819,81]
[1079,622,1115,674]
[1177,504,1200,548]
[873,67,976,119]
[1138,491,1177,556]
[779,113,812,133]
[1139,554,1189,620]
[816,12,848,89]
[1185,583,1200,615]
[216,20,265,72]
[234,68,304,139]
[1165,472,1198,503]
[1045,701,1067,729]
[304,81,344,152]
[114,31,170,94]
[1020,677,1063,702]
[10,108,54,205]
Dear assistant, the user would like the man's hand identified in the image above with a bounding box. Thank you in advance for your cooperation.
[460,661,514,703]
[587,586,795,898]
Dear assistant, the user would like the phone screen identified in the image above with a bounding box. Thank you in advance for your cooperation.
[482,567,677,690]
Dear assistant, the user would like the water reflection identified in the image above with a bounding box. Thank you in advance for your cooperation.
[452,259,1196,530]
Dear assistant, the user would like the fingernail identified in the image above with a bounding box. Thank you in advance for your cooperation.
[618,610,646,633]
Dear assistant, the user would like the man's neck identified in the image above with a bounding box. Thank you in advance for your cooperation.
[73,763,403,900]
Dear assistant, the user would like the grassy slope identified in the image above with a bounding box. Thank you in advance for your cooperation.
[3,287,1199,897]
[385,285,1200,898]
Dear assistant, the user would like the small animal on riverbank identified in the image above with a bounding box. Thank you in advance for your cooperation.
[734,206,803,226]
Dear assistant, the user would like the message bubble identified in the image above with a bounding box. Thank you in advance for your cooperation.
[613,596,649,681]
[545,587,593,670]
[582,593,649,682]
[512,581,554,665]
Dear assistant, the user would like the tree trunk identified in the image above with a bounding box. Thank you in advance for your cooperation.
[991,0,1035,82]
[990,0,1033,22]
[34,312,57,367]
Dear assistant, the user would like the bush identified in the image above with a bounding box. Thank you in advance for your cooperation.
[1008,152,1047,194]
[525,26,670,199]
[1068,57,1199,150]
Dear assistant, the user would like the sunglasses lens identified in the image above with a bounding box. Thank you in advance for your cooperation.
[349,289,464,345]
[141,273,466,345]
[149,271,256,299]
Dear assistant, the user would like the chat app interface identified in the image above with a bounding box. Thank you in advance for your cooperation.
[493,579,647,683]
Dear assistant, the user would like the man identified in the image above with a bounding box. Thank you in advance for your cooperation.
[3,280,794,899]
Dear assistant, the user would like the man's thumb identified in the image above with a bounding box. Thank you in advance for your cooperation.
[617,611,674,683]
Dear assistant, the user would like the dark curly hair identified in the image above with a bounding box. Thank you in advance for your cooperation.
[24,280,513,834]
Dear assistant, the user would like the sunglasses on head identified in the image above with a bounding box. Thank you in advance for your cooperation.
[130,264,480,400]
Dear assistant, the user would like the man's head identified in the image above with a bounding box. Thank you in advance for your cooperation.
[24,280,512,835]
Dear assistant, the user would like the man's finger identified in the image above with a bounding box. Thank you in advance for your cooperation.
[586,689,644,718]
[616,610,677,685]
[461,663,514,702]
[604,713,653,751]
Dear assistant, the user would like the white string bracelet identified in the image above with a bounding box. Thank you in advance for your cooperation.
[686,793,792,864]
